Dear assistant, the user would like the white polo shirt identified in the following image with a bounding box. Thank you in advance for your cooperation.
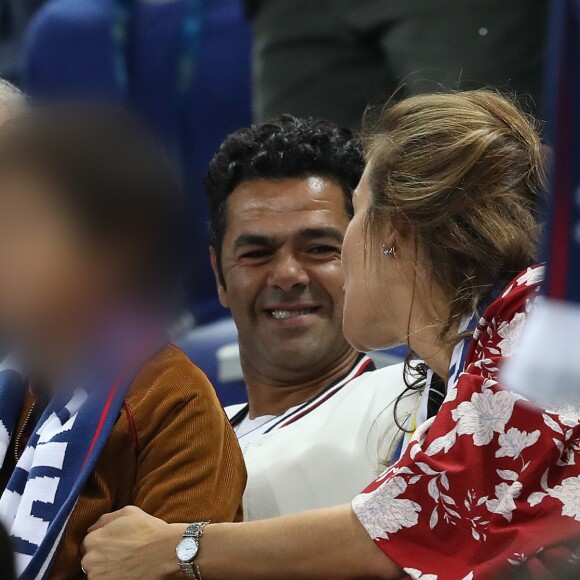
[226,356,417,521]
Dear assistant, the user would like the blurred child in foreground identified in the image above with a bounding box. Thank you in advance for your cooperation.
[0,104,245,579]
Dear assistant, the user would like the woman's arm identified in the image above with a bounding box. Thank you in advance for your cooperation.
[199,505,402,580]
[82,505,403,580]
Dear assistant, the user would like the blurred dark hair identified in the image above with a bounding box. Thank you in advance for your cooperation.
[0,103,184,302]
[204,114,364,283]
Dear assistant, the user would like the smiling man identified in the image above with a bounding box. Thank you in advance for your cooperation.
[202,116,416,521]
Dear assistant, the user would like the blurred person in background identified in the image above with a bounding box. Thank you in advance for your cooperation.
[0,78,27,359]
[247,0,549,129]
[20,0,253,325]
[0,104,244,579]
[204,116,414,521]
[82,90,579,580]
[0,0,46,83]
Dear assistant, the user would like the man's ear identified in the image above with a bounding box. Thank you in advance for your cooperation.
[210,247,229,309]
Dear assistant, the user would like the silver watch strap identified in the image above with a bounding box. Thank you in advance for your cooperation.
[179,559,203,580]
[178,562,197,580]
[184,522,209,539]
[178,522,210,580]
[193,562,203,580]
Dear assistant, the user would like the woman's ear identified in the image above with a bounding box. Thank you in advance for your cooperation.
[383,230,398,252]
[380,221,404,257]
[386,220,417,258]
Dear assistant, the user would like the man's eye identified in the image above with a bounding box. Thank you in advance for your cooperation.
[240,250,271,259]
[308,245,340,255]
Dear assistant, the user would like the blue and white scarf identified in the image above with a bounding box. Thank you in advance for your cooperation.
[0,330,165,579]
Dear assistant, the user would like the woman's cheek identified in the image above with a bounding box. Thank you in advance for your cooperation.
[343,277,366,325]
[341,295,359,349]
[342,290,372,352]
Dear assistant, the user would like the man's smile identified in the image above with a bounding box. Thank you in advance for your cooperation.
[261,304,323,327]
[269,307,318,320]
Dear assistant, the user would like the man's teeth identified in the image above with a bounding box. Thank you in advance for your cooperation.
[270,309,313,320]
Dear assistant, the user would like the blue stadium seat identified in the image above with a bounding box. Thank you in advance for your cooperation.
[21,0,253,324]
[177,317,247,407]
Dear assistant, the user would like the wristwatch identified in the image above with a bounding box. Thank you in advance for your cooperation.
[176,521,210,579]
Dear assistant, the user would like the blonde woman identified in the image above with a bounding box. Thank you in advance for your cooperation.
[82,91,580,580]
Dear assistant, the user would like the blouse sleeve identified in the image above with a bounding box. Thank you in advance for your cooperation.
[352,267,580,580]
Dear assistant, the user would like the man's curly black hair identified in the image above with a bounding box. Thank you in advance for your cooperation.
[204,114,365,279]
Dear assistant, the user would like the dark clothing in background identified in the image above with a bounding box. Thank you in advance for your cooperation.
[22,0,253,324]
[250,0,549,129]
[0,0,46,81]
[0,522,15,580]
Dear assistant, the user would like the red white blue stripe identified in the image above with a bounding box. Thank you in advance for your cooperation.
[543,0,580,301]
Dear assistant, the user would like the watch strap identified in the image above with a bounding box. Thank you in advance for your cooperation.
[179,560,203,580]
[178,562,197,579]
[178,522,210,579]
[183,522,208,539]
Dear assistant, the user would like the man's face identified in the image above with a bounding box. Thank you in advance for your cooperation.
[213,177,353,376]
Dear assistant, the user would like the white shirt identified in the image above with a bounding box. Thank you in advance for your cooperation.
[226,357,418,521]
[234,404,301,453]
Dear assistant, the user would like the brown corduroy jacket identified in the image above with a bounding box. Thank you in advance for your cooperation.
[8,344,246,580]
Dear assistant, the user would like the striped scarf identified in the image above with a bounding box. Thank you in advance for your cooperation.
[0,330,164,579]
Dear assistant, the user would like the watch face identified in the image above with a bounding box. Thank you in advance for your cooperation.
[176,537,198,562]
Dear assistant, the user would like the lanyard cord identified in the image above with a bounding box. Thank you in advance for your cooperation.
[111,0,206,168]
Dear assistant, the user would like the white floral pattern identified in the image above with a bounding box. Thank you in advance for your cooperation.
[549,477,580,521]
[353,266,580,579]
[553,404,580,428]
[486,481,522,521]
[516,265,546,287]
[352,476,421,540]
[496,312,526,356]
[403,568,438,580]
[452,389,516,446]
[496,427,541,459]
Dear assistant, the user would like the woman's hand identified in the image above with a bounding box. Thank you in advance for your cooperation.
[81,506,186,579]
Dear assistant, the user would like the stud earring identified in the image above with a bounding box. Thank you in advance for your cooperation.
[382,243,396,256]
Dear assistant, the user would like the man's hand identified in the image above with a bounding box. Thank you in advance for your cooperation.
[81,506,187,579]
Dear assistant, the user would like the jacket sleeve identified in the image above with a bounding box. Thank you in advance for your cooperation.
[128,345,246,523]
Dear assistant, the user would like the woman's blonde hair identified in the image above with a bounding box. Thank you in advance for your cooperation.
[364,90,546,346]
[364,91,548,448]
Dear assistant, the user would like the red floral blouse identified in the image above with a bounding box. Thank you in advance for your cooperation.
[353,266,580,579]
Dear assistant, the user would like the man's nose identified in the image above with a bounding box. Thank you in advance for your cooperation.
[267,253,310,292]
